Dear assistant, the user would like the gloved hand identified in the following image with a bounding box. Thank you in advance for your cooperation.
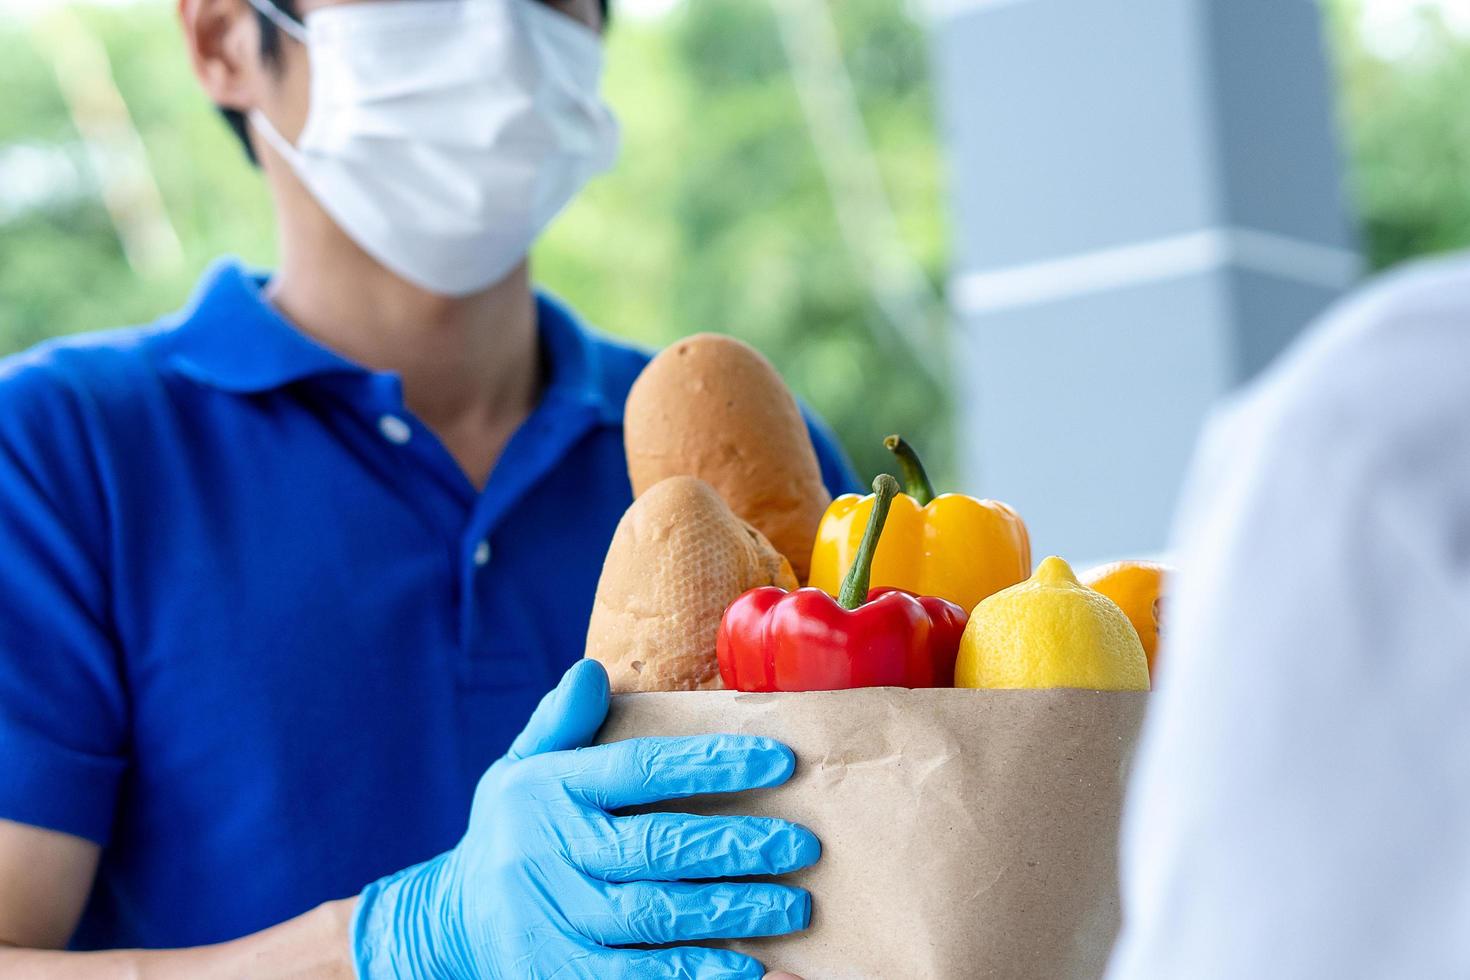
[351,659,819,979]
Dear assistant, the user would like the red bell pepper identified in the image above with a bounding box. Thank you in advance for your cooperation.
[866,586,968,689]
[717,474,968,692]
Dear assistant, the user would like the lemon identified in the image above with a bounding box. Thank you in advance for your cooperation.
[955,556,1150,690]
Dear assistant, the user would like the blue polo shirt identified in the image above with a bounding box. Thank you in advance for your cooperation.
[0,259,857,951]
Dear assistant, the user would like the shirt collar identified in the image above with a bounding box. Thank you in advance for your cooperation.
[164,259,623,423]
[164,259,362,392]
[532,282,622,423]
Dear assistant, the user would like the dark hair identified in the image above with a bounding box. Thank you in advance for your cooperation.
[220,0,295,165]
[221,0,610,165]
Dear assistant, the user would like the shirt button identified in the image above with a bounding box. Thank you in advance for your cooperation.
[473,540,492,567]
[377,414,412,445]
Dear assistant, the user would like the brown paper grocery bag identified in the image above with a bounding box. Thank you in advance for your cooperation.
[598,687,1147,980]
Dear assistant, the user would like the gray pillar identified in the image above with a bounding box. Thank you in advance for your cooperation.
[931,0,1360,563]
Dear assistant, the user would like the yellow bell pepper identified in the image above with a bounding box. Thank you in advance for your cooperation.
[808,436,1032,614]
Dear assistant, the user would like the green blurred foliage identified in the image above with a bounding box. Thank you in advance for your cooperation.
[539,0,950,483]
[1325,0,1470,270]
[0,5,275,352]
[2,0,1470,485]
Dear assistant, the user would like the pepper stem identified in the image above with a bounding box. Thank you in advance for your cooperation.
[837,474,900,610]
[883,435,936,505]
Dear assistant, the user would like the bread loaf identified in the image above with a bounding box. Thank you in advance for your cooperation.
[624,333,831,583]
[586,476,798,693]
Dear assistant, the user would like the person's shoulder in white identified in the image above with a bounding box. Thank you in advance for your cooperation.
[1220,250,1470,475]
[1107,252,1470,980]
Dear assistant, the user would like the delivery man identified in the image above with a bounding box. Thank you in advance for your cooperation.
[0,0,854,975]
[1107,254,1470,978]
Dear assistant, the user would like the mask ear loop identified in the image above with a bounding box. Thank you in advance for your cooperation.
[240,1,310,166]
[244,0,309,44]
[248,108,308,168]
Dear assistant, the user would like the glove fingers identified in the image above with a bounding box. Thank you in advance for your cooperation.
[600,946,766,980]
[575,812,820,882]
[556,735,796,810]
[580,880,812,947]
[506,660,610,761]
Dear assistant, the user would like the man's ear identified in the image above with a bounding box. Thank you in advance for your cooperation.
[179,0,265,113]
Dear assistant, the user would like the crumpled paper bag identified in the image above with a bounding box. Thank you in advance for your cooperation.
[598,687,1147,980]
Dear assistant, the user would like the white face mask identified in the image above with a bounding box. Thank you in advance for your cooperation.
[245,0,620,296]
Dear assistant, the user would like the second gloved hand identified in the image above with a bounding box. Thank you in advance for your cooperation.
[352,659,819,979]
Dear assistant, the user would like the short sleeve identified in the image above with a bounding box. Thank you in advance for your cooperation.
[0,357,127,845]
[802,409,861,497]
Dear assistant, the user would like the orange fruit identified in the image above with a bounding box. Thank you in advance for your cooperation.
[1080,560,1171,677]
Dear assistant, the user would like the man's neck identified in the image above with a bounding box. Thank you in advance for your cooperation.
[266,236,542,490]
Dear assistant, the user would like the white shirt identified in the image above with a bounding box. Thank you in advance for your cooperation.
[1108,254,1470,979]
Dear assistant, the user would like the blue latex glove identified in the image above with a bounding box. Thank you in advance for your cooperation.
[352,659,819,979]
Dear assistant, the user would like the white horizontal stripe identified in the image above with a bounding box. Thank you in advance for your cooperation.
[1228,227,1364,289]
[949,227,1362,316]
